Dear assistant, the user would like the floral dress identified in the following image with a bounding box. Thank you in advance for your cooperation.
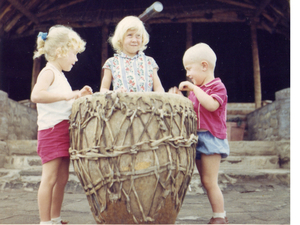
[102,51,158,92]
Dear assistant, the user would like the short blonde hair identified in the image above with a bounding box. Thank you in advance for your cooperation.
[33,25,86,61]
[183,43,217,70]
[109,16,149,53]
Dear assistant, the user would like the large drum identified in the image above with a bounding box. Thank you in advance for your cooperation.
[69,92,197,224]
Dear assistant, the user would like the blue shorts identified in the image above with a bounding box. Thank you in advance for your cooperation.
[195,131,230,160]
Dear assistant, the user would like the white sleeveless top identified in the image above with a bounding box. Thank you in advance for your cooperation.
[37,63,74,130]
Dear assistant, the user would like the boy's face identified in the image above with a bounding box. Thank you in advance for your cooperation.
[122,29,142,57]
[183,58,207,86]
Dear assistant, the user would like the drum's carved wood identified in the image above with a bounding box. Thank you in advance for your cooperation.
[69,92,197,224]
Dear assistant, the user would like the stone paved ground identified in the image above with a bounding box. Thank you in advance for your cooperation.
[0,181,290,224]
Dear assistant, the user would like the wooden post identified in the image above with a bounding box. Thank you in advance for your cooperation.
[31,57,41,92]
[250,21,262,109]
[186,22,193,49]
[100,25,108,90]
[186,23,193,96]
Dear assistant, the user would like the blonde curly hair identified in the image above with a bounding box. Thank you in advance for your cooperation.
[109,16,149,54]
[33,25,86,61]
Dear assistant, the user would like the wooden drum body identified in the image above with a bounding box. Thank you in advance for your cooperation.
[69,92,197,224]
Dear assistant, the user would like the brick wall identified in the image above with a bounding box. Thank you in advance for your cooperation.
[247,88,290,141]
[0,91,37,141]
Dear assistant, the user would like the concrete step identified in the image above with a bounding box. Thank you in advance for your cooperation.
[0,167,83,193]
[227,103,256,116]
[0,140,290,193]
[5,140,288,157]
[0,166,290,194]
[226,103,255,122]
[227,114,248,120]
[189,168,290,194]
[229,141,289,156]
[3,154,280,170]
[5,140,37,155]
[3,141,289,170]
[4,155,42,169]
[221,155,280,170]
[218,168,290,185]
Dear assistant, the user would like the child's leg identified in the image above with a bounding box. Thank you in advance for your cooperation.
[196,154,224,213]
[38,158,63,222]
[51,157,70,219]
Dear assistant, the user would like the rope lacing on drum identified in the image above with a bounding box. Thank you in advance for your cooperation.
[69,92,197,223]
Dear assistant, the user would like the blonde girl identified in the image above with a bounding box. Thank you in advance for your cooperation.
[31,25,93,224]
[100,16,164,93]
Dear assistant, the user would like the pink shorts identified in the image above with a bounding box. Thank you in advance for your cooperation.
[37,120,70,164]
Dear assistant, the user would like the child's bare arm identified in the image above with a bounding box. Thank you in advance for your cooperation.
[179,81,220,112]
[31,70,80,103]
[152,69,165,92]
[100,69,113,93]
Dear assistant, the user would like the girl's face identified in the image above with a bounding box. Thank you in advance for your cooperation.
[122,29,142,57]
[58,49,78,72]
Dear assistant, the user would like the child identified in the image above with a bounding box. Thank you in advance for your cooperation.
[170,43,229,224]
[31,25,93,224]
[100,16,164,93]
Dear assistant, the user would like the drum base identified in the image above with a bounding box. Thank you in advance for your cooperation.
[99,195,178,224]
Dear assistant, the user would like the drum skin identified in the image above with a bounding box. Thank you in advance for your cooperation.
[69,92,197,224]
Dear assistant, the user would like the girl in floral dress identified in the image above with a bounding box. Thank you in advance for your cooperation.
[100,16,165,93]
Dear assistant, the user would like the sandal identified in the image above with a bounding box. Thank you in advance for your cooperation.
[208,217,229,224]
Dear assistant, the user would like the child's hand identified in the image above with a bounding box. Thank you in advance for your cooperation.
[168,86,183,95]
[179,81,194,92]
[80,85,93,97]
[65,91,81,100]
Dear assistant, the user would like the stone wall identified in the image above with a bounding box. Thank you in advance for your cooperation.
[0,91,37,141]
[247,88,290,141]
